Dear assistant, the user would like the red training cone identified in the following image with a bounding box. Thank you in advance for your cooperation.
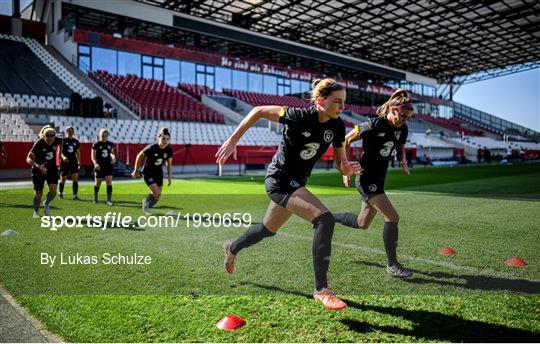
[504,257,527,268]
[216,314,246,331]
[438,246,456,256]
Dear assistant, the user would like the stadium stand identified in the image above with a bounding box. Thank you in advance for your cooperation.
[89,71,225,123]
[0,114,36,141]
[49,115,280,146]
[223,89,309,108]
[178,83,224,100]
[0,34,94,99]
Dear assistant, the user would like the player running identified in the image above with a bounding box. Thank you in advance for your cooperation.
[334,88,413,278]
[26,125,62,218]
[216,78,361,311]
[131,127,173,215]
[58,126,81,200]
[92,129,116,205]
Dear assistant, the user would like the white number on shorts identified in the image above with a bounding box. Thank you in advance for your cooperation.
[300,143,320,160]
[380,141,394,157]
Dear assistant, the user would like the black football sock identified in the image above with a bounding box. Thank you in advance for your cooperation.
[230,223,275,255]
[312,212,335,291]
[383,221,399,266]
[106,185,112,202]
[333,213,359,229]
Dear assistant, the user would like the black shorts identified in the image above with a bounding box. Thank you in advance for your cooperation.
[143,172,163,187]
[32,168,59,191]
[265,175,304,208]
[60,160,79,176]
[94,164,113,178]
[356,173,386,202]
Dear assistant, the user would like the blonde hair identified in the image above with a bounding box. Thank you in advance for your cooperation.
[39,125,56,139]
[98,128,109,140]
[310,78,345,103]
[376,88,411,117]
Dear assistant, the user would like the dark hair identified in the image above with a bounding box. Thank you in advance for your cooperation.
[310,78,345,103]
[158,127,170,138]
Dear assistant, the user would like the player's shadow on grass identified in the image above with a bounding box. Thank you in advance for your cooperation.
[341,301,539,341]
[356,261,540,294]
[245,282,538,341]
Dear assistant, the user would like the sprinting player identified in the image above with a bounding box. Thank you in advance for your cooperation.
[131,127,173,215]
[216,78,361,311]
[0,140,7,164]
[334,88,413,278]
[59,126,81,200]
[26,125,62,218]
[91,129,115,205]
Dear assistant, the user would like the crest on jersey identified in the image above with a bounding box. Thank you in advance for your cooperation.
[290,180,300,188]
[378,132,386,137]
[301,131,311,138]
[369,184,377,192]
[395,131,401,140]
[323,130,334,143]
[164,153,168,158]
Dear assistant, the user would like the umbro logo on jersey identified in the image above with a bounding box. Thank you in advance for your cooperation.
[154,154,158,156]
[301,131,311,137]
[378,132,386,137]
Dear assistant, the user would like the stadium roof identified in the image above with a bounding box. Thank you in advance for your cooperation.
[134,0,540,83]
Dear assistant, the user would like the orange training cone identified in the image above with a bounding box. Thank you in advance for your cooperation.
[438,246,456,256]
[504,257,527,268]
[216,314,246,331]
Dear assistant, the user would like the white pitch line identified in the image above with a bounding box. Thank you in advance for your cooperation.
[279,232,540,283]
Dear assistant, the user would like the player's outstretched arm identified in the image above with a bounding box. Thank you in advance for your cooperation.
[215,106,282,166]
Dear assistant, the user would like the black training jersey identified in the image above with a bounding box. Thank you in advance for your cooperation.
[266,106,345,185]
[31,137,62,170]
[142,144,173,174]
[62,138,80,162]
[355,116,408,175]
[92,140,114,165]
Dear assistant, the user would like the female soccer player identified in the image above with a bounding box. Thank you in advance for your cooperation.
[334,88,413,278]
[92,129,115,205]
[59,126,81,200]
[131,127,173,215]
[26,125,62,218]
[216,78,361,311]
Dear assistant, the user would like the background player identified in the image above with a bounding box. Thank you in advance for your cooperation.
[334,89,413,278]
[0,140,7,165]
[58,126,81,200]
[91,129,115,205]
[131,127,173,215]
[216,78,361,311]
[26,125,62,218]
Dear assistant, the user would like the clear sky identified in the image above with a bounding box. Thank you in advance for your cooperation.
[453,67,540,132]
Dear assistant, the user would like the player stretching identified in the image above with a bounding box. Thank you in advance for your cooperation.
[334,89,413,278]
[92,129,115,205]
[26,125,62,218]
[131,127,173,215]
[59,126,81,200]
[216,79,361,310]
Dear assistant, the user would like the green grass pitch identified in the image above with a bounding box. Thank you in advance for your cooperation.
[0,163,539,342]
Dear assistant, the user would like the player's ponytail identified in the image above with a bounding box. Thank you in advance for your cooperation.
[158,127,170,138]
[376,88,412,117]
[309,78,345,103]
